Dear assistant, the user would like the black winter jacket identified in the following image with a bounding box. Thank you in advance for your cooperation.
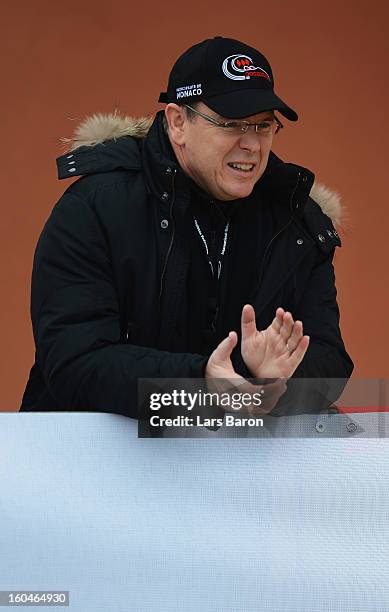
[20,110,353,417]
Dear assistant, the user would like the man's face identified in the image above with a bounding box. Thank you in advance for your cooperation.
[167,101,275,201]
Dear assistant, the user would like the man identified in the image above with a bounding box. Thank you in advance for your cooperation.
[20,36,353,418]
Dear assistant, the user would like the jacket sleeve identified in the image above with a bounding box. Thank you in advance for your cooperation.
[293,249,353,378]
[31,191,208,418]
[270,248,354,416]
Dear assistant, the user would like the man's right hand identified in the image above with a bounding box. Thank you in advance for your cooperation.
[205,330,286,416]
[205,331,241,380]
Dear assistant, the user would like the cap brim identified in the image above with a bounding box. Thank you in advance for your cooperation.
[202,89,298,121]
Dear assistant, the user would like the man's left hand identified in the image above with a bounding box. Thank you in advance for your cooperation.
[241,304,310,380]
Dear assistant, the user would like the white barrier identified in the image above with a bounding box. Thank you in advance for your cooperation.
[1,413,389,611]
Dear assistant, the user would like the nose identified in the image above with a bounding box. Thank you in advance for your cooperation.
[238,129,262,153]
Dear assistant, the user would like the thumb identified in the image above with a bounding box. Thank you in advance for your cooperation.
[212,331,238,366]
[241,304,257,341]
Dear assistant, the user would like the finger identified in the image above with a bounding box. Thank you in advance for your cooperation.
[214,331,238,365]
[286,320,303,351]
[271,307,285,334]
[280,311,294,340]
[241,304,257,340]
[288,335,310,369]
[275,307,284,330]
[271,318,280,334]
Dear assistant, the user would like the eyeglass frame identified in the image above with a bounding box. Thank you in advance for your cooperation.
[184,104,284,135]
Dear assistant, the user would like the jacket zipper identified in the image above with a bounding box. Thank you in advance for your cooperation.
[158,169,177,305]
[255,170,302,293]
[156,168,304,319]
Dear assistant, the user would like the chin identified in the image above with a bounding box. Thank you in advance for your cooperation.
[226,184,255,200]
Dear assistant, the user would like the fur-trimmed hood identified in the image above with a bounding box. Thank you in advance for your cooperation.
[59,110,343,227]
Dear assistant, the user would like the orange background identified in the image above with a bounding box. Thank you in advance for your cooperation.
[2,0,388,410]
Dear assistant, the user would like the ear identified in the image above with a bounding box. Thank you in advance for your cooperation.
[164,104,187,146]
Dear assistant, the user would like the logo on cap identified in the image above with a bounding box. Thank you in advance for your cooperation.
[222,54,271,81]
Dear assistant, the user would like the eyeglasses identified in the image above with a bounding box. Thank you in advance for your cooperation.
[184,104,283,137]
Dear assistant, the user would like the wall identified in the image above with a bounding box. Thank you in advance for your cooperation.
[2,0,388,409]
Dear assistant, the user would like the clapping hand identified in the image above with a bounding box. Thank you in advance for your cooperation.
[205,305,309,415]
[241,304,310,379]
[205,329,286,416]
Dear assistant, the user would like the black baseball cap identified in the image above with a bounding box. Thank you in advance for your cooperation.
[158,36,298,121]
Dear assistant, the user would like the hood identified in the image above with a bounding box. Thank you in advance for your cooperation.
[58,110,343,228]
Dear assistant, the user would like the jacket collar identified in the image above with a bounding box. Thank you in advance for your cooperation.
[141,111,181,203]
[141,111,315,213]
[57,109,343,228]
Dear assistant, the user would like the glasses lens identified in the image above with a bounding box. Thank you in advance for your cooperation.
[223,120,279,136]
[257,121,276,136]
[223,122,248,134]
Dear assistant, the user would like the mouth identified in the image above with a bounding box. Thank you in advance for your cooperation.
[227,162,256,175]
